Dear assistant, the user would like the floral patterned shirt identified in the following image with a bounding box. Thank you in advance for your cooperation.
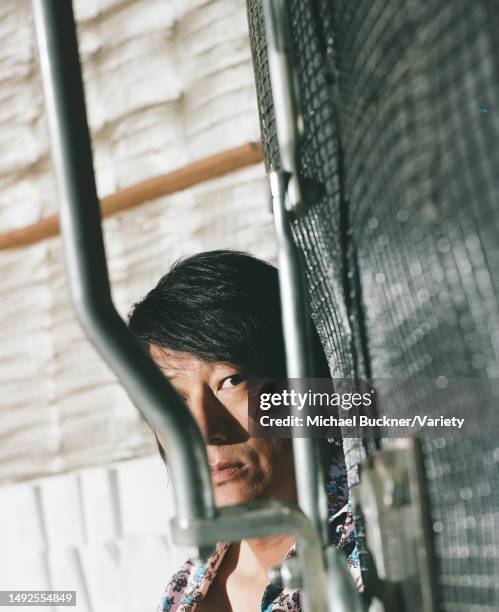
[158,444,362,611]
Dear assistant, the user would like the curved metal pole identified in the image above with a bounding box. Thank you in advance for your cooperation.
[172,499,329,612]
[31,0,215,524]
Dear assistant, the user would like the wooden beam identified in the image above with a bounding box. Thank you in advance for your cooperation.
[0,142,263,251]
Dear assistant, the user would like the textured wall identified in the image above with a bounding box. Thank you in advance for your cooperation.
[0,1,273,609]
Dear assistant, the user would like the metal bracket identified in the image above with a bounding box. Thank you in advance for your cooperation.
[353,439,437,612]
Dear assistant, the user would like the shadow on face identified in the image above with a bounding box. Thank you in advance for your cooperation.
[151,346,297,508]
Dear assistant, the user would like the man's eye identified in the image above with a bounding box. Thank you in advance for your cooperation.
[220,374,246,389]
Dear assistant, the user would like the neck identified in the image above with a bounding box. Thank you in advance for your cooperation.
[248,533,296,568]
[231,532,295,579]
[241,472,298,572]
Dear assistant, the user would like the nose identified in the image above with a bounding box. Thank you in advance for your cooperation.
[187,384,230,445]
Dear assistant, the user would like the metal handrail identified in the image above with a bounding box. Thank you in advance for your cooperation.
[32,0,215,527]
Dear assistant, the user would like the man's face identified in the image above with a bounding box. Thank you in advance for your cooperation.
[150,346,296,508]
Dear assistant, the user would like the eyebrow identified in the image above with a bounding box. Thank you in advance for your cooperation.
[157,361,199,380]
[165,372,181,381]
[153,362,181,377]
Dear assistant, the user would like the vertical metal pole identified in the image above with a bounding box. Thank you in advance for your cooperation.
[263,0,329,546]
[270,172,330,545]
[270,171,362,612]
[31,0,216,525]
[263,3,364,610]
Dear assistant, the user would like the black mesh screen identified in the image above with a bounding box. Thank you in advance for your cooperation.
[247,0,499,608]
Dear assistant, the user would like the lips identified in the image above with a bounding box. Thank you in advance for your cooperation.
[209,461,245,485]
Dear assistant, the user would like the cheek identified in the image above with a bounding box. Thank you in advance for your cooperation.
[223,391,251,428]
[247,438,294,475]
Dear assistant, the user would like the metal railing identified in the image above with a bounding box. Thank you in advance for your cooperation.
[31,1,362,610]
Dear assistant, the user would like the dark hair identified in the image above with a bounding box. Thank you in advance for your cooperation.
[128,250,330,462]
[128,250,289,377]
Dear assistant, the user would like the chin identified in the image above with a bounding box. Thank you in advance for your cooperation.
[214,484,261,508]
